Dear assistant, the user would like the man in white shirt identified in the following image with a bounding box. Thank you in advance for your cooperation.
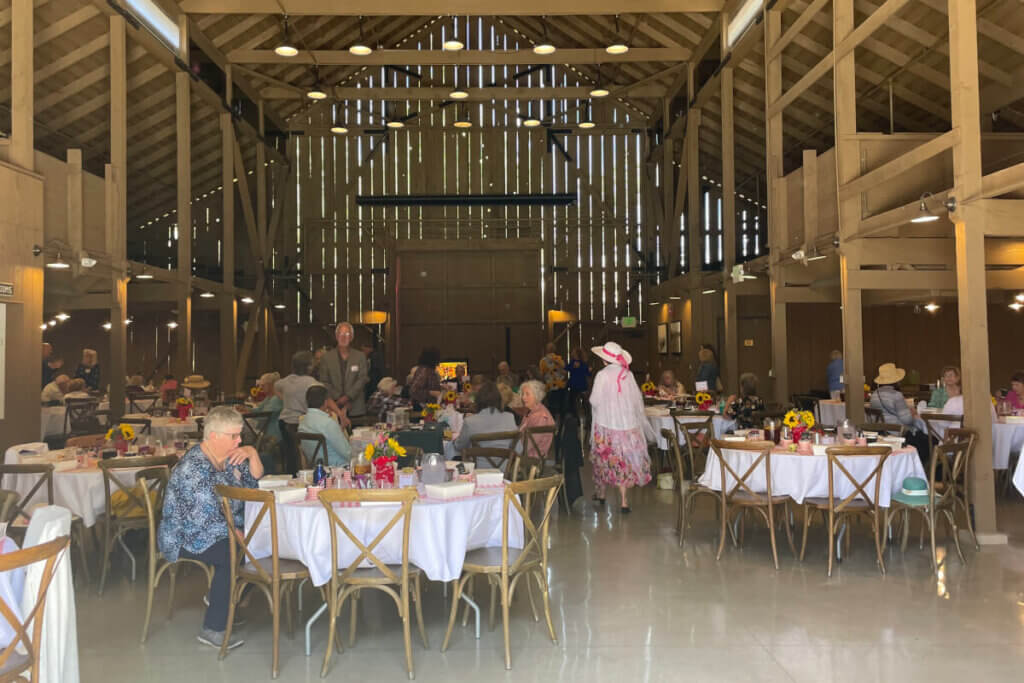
[41,374,70,404]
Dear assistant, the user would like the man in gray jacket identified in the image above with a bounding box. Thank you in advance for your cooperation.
[318,322,369,417]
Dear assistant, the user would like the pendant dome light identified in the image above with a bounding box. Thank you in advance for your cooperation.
[350,16,373,56]
[274,15,298,57]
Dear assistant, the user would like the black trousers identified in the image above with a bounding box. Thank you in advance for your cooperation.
[279,420,300,474]
[180,538,230,632]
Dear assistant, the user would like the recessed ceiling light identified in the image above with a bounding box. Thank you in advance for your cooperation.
[606,43,629,55]
[589,86,610,98]
[386,120,405,129]
[533,43,556,55]
[330,125,348,134]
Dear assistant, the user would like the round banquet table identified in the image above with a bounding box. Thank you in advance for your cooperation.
[645,407,735,450]
[992,420,1024,470]
[121,413,197,444]
[697,446,925,508]
[245,485,523,588]
[0,536,25,649]
[40,400,112,440]
[1013,448,1024,497]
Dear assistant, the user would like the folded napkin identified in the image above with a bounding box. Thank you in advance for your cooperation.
[258,474,294,489]
[274,487,307,504]
[52,460,79,472]
[424,481,475,500]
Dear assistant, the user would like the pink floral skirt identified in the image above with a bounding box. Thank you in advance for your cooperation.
[591,424,651,488]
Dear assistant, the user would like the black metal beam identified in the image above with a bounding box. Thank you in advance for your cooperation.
[355,193,577,207]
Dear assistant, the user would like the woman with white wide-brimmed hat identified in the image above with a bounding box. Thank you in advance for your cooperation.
[589,341,656,513]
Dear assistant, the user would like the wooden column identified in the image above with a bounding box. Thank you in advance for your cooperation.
[802,149,818,248]
[721,66,738,393]
[765,7,788,404]
[948,0,998,538]
[10,0,33,170]
[839,250,864,423]
[176,72,193,376]
[107,15,128,418]
[67,150,83,266]
[684,108,701,359]
[220,112,237,394]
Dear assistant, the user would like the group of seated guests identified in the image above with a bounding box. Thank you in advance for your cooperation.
[40,375,91,404]
[42,344,102,392]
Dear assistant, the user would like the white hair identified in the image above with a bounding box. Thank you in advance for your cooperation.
[259,371,281,388]
[521,379,546,404]
[335,322,354,336]
[203,406,244,441]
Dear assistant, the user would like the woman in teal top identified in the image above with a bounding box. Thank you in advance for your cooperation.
[928,366,960,409]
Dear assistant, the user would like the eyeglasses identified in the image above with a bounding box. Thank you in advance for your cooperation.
[219,431,243,440]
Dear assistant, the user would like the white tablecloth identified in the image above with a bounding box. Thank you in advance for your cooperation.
[122,414,197,443]
[992,421,1024,470]
[0,536,25,649]
[698,446,926,507]
[1013,448,1024,497]
[816,400,847,427]
[40,402,113,440]
[646,408,735,450]
[246,486,523,587]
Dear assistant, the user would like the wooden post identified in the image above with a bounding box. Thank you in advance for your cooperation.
[839,250,864,423]
[108,15,128,418]
[176,71,193,376]
[685,108,701,354]
[220,113,237,394]
[721,66,738,393]
[67,150,83,268]
[764,7,788,404]
[949,0,999,539]
[802,149,818,248]
[10,0,33,170]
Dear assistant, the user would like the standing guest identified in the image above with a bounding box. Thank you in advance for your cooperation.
[159,374,179,405]
[567,347,591,404]
[539,343,568,417]
[41,343,64,388]
[695,346,719,394]
[367,377,411,422]
[311,347,327,381]
[724,373,766,429]
[408,347,443,407]
[41,374,71,404]
[656,369,685,400]
[74,348,101,391]
[318,322,369,417]
[454,381,517,454]
[928,365,961,409]
[588,342,656,513]
[1006,371,1024,412]
[276,351,325,473]
[517,380,556,462]
[158,406,263,651]
[495,361,519,390]
[299,385,352,468]
[827,350,844,400]
[870,363,929,461]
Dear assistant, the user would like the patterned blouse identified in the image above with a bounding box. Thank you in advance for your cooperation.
[368,390,411,421]
[727,394,765,429]
[539,354,567,391]
[158,445,259,562]
[408,366,441,407]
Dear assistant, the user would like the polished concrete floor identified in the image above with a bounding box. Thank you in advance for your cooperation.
[76,478,1024,682]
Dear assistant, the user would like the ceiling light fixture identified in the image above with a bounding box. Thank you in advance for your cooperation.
[274,15,298,57]
[349,16,373,55]
[807,254,828,262]
[1016,293,1024,303]
[273,303,287,310]
[924,302,940,313]
[606,15,629,54]
[523,117,541,128]
[39,323,47,330]
[579,102,595,129]
[442,16,464,51]
[240,296,255,304]
[1010,302,1023,311]
[648,301,660,305]
[199,291,215,299]
[911,191,940,223]
[45,250,71,269]
[702,289,717,295]
[669,296,682,300]
[55,312,69,321]
[134,266,154,280]
[124,318,132,325]
[590,65,610,97]
[453,105,472,128]
[449,88,469,100]
[386,120,405,129]
[306,76,328,100]
[102,322,112,331]
[533,17,555,55]
[330,125,348,134]
[167,321,179,329]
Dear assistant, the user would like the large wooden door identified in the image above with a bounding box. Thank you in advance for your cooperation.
[394,240,543,377]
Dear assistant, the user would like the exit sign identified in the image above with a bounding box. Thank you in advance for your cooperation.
[0,283,13,297]
[621,316,637,328]
[744,338,755,347]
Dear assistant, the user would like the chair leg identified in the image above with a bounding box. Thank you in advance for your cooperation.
[873,510,886,575]
[442,574,469,652]
[826,512,835,578]
[97,520,113,595]
[167,565,178,618]
[537,571,557,644]
[348,589,359,647]
[413,573,429,649]
[945,509,966,564]
[524,572,539,622]
[766,507,780,570]
[271,581,281,679]
[900,509,910,553]
[781,503,797,557]
[320,584,338,678]
[72,520,91,584]
[488,579,498,631]
[799,507,813,561]
[715,503,729,561]
[220,582,240,662]
[928,510,938,574]
[959,498,981,552]
[141,561,157,644]
[501,575,512,670]
[402,584,414,680]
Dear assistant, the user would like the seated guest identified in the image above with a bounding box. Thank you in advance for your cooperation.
[454,381,517,454]
[158,406,263,651]
[299,385,352,468]
[254,372,284,444]
[517,380,555,460]
[408,347,442,407]
[497,383,516,411]
[159,374,179,405]
[74,348,101,391]
[1006,371,1024,412]
[41,343,64,388]
[656,370,685,400]
[928,365,960,408]
[724,373,765,429]
[126,374,146,394]
[827,350,843,400]
[41,374,71,404]
[64,378,91,400]
[870,363,929,460]
[695,346,719,392]
[367,377,410,422]
[496,361,519,390]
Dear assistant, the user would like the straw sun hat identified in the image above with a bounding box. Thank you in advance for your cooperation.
[873,363,906,385]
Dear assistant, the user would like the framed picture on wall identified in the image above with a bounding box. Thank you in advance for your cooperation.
[670,321,682,354]
[657,323,669,354]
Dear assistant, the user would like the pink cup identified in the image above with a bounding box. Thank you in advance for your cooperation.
[856,436,868,446]
[779,438,793,449]
[796,440,813,455]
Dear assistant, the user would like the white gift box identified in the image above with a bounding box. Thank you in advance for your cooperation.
[474,469,504,487]
[424,481,475,500]
[274,487,307,504]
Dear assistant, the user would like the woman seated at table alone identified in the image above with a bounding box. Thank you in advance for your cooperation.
[298,385,352,468]
[1006,371,1024,412]
[516,380,556,462]
[158,406,264,651]
[656,369,685,400]
[454,381,518,455]
[695,345,720,393]
[367,376,411,421]
[869,363,929,459]
[74,348,101,391]
[724,373,765,429]
[408,347,443,408]
[927,365,961,408]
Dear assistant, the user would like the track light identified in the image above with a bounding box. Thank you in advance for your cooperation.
[274,16,298,57]
[911,192,940,223]
[40,323,47,330]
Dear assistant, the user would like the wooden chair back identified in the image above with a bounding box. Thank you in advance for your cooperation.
[317,487,418,584]
[822,446,891,512]
[64,398,105,436]
[864,407,883,423]
[662,429,688,489]
[709,439,775,503]
[0,536,70,681]
[672,414,713,480]
[465,430,520,470]
[522,425,556,461]
[922,413,964,451]
[215,486,282,585]
[296,432,327,470]
[65,434,106,448]
[502,475,562,575]
[0,490,20,526]
[128,392,160,415]
[929,439,972,510]
[118,417,153,436]
[134,467,172,537]
[98,456,178,522]
[0,465,54,524]
[857,422,906,436]
[241,410,273,447]
[791,394,820,413]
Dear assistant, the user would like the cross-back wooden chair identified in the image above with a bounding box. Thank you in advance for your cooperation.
[709,439,795,569]
[921,413,964,454]
[128,392,160,415]
[662,428,719,547]
[217,486,310,678]
[941,427,980,551]
[296,432,328,471]
[185,416,205,441]
[466,430,521,470]
[0,464,91,584]
[885,438,973,574]
[136,467,213,644]
[857,423,906,437]
[117,417,152,436]
[0,535,69,682]
[799,446,890,577]
[518,425,556,481]
[442,474,563,670]
[96,455,178,594]
[864,407,883,423]
[241,410,273,448]
[64,398,107,437]
[316,487,427,680]
[0,490,19,529]
[791,394,820,413]
[670,413,714,480]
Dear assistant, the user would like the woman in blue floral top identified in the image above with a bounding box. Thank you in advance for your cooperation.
[158,406,263,650]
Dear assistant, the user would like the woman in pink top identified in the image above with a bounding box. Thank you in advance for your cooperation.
[518,380,555,464]
[1006,372,1024,412]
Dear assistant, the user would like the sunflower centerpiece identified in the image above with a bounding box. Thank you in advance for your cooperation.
[105,423,136,455]
[782,409,816,442]
[441,390,458,406]
[250,385,267,403]
[694,391,714,411]
[421,403,441,422]
[175,396,194,421]
[362,435,406,486]
[641,381,657,397]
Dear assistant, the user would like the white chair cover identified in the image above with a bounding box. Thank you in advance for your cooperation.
[22,505,78,683]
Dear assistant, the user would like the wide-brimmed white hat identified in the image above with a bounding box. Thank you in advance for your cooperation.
[874,363,906,385]
[182,374,211,390]
[591,341,632,366]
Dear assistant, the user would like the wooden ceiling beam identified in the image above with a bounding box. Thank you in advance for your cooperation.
[227,47,691,66]
[0,0,50,28]
[0,4,99,65]
[259,85,668,100]
[178,0,725,14]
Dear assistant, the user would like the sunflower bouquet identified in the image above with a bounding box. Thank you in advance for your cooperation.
[694,391,714,411]
[442,390,458,405]
[783,409,816,441]
[250,385,267,402]
[641,381,658,397]
[863,383,871,401]
[421,403,441,422]
[105,424,136,454]
[175,395,194,420]
[362,435,405,485]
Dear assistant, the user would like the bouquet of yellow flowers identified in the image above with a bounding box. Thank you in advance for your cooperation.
[421,403,441,421]
[176,396,193,407]
[250,385,267,402]
[641,381,657,397]
[783,409,815,441]
[864,383,871,401]
[442,390,458,405]
[694,391,714,410]
[363,435,406,485]
[105,424,136,443]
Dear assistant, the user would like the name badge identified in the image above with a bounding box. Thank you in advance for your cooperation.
[351,365,359,372]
